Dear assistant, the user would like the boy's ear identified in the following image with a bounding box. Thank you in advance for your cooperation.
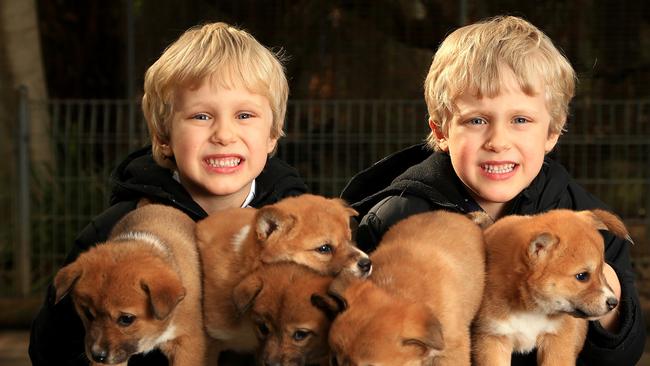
[156,137,173,157]
[544,131,560,153]
[266,136,278,154]
[428,118,449,152]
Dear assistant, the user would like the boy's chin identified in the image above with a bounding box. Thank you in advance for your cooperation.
[470,189,519,212]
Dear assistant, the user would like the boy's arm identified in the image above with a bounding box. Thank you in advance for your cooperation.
[578,231,646,365]
[355,194,432,252]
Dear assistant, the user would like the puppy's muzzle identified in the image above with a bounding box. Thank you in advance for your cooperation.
[91,349,108,363]
[570,296,618,319]
[89,342,130,364]
[357,257,372,275]
[606,297,618,310]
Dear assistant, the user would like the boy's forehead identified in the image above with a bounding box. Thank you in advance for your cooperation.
[175,74,269,100]
[470,66,543,98]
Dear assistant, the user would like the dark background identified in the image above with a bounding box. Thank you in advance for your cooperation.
[37,0,650,101]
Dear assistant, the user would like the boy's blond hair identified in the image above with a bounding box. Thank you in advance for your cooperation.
[142,22,288,169]
[424,15,576,150]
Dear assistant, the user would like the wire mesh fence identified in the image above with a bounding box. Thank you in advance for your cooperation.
[1,97,649,296]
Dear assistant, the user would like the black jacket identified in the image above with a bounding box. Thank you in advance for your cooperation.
[29,146,308,366]
[341,143,646,366]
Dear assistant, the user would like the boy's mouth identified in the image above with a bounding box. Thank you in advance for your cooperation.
[205,157,242,168]
[481,163,516,174]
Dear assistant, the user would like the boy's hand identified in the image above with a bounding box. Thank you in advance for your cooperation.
[596,263,621,332]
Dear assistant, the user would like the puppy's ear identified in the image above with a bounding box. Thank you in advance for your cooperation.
[255,206,296,242]
[141,267,185,320]
[332,198,359,218]
[466,211,493,229]
[311,293,345,320]
[53,263,82,304]
[579,209,633,244]
[528,232,558,261]
[233,274,263,316]
[402,315,444,358]
[326,271,362,311]
[136,197,154,208]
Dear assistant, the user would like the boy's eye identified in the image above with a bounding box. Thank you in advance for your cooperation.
[513,117,530,124]
[192,113,210,120]
[237,112,254,120]
[467,117,486,125]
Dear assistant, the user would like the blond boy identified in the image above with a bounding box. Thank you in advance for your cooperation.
[30,22,306,366]
[342,15,644,365]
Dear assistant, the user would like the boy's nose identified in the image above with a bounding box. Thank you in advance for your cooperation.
[484,126,511,152]
[211,121,236,144]
[484,140,510,151]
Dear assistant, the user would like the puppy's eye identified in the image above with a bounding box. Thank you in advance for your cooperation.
[82,307,95,321]
[117,314,136,327]
[257,322,270,337]
[315,243,333,254]
[292,329,311,341]
[575,272,590,282]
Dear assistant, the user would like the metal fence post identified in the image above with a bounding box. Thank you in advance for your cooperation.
[17,85,31,297]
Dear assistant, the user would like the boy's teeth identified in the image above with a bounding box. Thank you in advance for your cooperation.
[483,163,515,174]
[207,158,241,168]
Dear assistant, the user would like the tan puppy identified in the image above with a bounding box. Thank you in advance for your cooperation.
[472,209,630,366]
[196,194,371,356]
[53,204,205,366]
[233,262,337,366]
[324,211,486,366]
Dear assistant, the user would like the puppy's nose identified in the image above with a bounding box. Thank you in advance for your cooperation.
[92,349,108,363]
[606,297,618,310]
[357,258,372,274]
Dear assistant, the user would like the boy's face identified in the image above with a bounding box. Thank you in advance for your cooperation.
[431,69,559,218]
[165,78,277,212]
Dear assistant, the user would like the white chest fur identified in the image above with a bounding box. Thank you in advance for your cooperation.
[488,312,562,353]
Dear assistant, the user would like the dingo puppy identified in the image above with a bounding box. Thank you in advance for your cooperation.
[54,204,205,365]
[196,194,371,358]
[234,262,337,365]
[472,209,629,365]
[323,211,485,366]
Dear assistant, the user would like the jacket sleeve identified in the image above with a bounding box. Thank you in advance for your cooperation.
[563,183,647,365]
[355,194,432,253]
[29,201,136,366]
[577,231,646,365]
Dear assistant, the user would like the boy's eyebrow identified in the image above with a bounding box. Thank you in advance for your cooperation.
[235,100,265,110]
[456,106,541,119]
[455,108,489,119]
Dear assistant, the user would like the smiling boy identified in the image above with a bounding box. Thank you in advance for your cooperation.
[30,22,307,366]
[162,77,280,213]
[435,66,559,220]
[342,15,645,365]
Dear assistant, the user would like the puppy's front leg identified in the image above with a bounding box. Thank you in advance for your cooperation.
[472,333,512,366]
[161,335,207,366]
[435,333,471,366]
[536,318,587,366]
